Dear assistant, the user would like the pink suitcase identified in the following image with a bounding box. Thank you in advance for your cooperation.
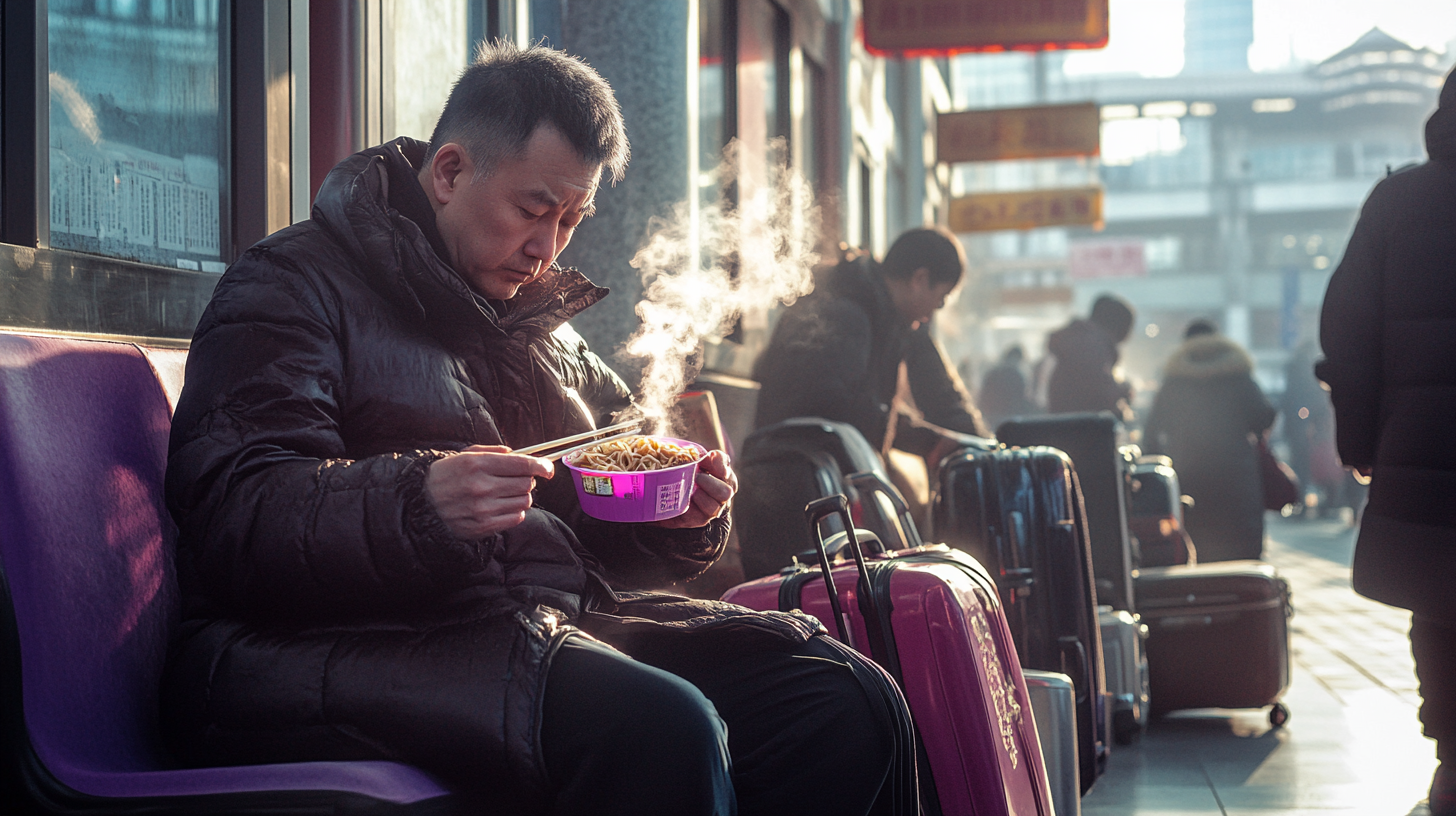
[722,495,1055,816]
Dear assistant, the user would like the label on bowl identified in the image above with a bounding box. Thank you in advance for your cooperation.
[581,475,613,496]
[656,481,685,514]
[581,473,644,500]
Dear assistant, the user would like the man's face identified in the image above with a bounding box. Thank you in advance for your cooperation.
[429,126,601,300]
[896,268,959,330]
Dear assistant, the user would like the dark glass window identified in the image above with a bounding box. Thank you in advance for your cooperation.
[47,0,227,272]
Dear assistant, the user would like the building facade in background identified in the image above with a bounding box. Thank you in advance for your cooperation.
[1183,0,1254,75]
[943,28,1449,404]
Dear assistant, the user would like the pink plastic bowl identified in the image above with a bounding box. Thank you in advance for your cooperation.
[564,436,708,523]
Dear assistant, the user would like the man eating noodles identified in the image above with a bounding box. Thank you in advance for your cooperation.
[161,41,915,816]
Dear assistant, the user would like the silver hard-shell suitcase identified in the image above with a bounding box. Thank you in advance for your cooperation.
[1098,606,1150,744]
[1025,669,1080,816]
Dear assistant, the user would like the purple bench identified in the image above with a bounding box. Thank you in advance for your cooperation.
[0,332,458,814]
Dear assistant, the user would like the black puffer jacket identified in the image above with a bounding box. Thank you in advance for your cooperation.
[752,255,987,455]
[161,138,819,809]
[1144,334,1276,562]
[1318,70,1456,623]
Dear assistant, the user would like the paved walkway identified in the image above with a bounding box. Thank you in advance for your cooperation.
[1079,514,1438,816]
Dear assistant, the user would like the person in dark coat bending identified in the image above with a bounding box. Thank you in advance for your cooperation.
[752,227,989,462]
[1317,67,1456,816]
[161,42,915,816]
[1143,319,1276,562]
[1043,293,1136,422]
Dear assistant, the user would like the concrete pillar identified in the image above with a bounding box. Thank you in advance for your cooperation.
[556,2,695,373]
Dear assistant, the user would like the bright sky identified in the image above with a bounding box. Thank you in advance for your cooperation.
[1061,0,1456,77]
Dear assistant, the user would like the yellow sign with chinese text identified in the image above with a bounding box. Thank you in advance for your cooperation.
[948,187,1104,233]
[937,103,1100,164]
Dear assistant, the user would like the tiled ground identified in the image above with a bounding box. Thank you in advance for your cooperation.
[1077,514,1439,816]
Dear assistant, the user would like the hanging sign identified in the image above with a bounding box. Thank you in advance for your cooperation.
[937,102,1100,164]
[1068,240,1147,280]
[948,187,1104,232]
[863,0,1110,57]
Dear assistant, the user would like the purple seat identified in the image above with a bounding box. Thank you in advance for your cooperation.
[0,332,457,814]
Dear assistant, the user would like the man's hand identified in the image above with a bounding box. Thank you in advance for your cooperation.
[426,445,554,539]
[653,450,738,529]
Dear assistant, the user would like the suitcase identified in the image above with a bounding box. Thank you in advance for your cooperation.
[722,496,1055,816]
[1098,606,1150,744]
[1126,455,1196,567]
[735,418,910,579]
[1135,561,1293,726]
[930,446,1108,793]
[996,413,1137,612]
[1023,670,1080,816]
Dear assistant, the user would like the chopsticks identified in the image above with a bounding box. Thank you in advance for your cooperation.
[515,418,646,461]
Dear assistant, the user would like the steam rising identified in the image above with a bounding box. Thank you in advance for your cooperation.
[625,141,820,435]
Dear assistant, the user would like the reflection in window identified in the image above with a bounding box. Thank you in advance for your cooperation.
[699,0,726,209]
[386,1,471,143]
[48,0,225,271]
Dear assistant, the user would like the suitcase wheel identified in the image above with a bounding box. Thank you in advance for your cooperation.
[1268,703,1290,729]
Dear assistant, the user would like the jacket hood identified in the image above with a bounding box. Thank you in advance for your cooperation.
[821,255,905,336]
[1164,334,1254,380]
[311,138,609,337]
[1426,69,1456,160]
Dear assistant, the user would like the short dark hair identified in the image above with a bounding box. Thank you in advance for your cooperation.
[426,41,629,183]
[1089,294,1135,342]
[1184,318,1218,339]
[880,226,967,285]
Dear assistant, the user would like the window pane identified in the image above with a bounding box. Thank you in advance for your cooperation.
[386,1,471,143]
[48,0,226,272]
[699,0,725,208]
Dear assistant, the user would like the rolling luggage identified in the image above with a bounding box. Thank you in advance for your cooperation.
[996,412,1137,612]
[722,496,1055,816]
[1126,455,1196,567]
[1098,606,1150,744]
[734,418,909,579]
[1023,670,1080,816]
[930,446,1108,793]
[1135,561,1293,726]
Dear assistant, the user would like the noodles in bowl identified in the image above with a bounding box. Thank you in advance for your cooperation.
[567,435,703,472]
[563,435,707,522]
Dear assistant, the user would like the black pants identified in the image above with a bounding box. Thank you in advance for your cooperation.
[540,634,901,816]
[1413,616,1456,761]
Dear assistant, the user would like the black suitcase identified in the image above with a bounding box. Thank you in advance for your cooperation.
[735,417,920,579]
[1135,561,1292,726]
[930,446,1109,793]
[996,412,1137,612]
[1127,455,1196,568]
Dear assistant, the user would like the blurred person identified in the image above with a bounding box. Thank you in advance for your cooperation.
[1283,341,1351,519]
[1280,342,1322,506]
[160,41,915,816]
[1143,319,1276,562]
[753,226,991,467]
[1317,67,1456,816]
[1043,293,1136,422]
[978,344,1038,432]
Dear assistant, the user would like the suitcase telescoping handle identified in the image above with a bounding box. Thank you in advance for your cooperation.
[845,471,925,551]
[804,495,893,668]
